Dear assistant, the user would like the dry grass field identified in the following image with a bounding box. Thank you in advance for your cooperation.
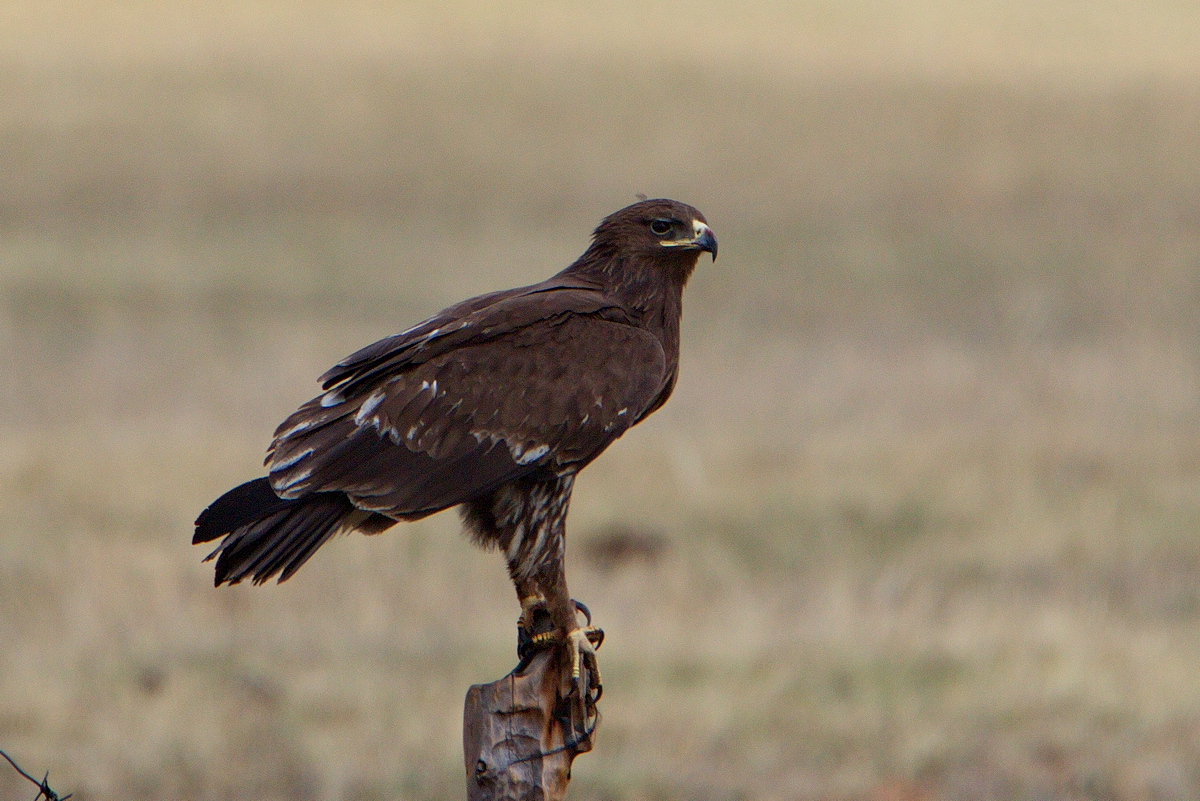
[3,2,1200,799]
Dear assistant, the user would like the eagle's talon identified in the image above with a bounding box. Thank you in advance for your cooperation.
[585,625,604,650]
[571,598,592,626]
[567,627,603,699]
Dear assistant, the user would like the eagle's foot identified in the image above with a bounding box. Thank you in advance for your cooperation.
[517,600,604,702]
[543,622,603,747]
[528,623,603,652]
[566,626,604,698]
[518,598,602,659]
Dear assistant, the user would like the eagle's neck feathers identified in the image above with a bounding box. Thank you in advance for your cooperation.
[563,247,695,356]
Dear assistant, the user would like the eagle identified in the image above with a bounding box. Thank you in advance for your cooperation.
[194,198,716,685]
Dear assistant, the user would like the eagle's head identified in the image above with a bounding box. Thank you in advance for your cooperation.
[590,198,717,265]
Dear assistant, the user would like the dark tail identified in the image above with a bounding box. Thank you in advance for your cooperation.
[194,477,358,586]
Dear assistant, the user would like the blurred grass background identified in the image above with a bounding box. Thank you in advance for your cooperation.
[3,2,1200,799]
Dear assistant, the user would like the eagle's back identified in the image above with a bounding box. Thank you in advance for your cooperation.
[264,282,671,520]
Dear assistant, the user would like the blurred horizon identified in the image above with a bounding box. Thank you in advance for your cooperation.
[3,2,1200,800]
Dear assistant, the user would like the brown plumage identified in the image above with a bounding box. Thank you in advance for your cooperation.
[194,198,715,658]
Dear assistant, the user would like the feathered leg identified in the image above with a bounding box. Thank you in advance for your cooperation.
[465,474,602,693]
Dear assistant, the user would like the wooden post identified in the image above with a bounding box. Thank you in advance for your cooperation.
[463,642,600,801]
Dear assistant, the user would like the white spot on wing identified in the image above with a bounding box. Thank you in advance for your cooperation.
[354,390,386,424]
[320,389,344,408]
[513,444,549,465]
[414,327,442,350]
[276,465,314,493]
[271,448,313,470]
[277,419,311,439]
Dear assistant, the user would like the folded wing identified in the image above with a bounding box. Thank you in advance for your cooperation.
[266,300,668,521]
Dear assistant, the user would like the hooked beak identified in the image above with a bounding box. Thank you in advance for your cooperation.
[661,220,718,261]
[693,223,718,261]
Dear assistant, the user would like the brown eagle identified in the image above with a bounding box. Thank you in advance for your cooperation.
[194,198,715,682]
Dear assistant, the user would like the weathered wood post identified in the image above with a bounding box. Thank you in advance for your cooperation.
[463,624,601,801]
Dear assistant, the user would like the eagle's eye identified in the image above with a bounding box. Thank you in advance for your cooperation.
[649,219,672,236]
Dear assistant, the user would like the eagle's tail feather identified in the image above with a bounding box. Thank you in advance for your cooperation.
[194,477,356,585]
